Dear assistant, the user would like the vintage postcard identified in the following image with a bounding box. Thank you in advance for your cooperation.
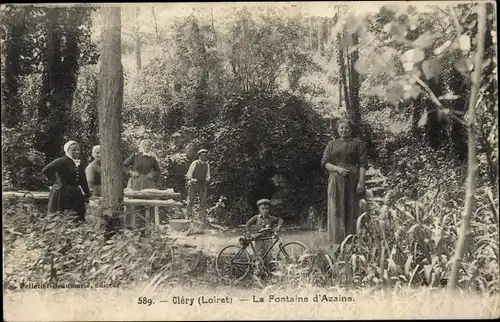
[2,1,499,320]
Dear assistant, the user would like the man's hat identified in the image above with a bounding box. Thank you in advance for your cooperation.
[197,149,208,155]
[256,199,271,207]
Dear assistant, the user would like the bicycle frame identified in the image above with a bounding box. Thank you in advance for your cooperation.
[231,233,284,265]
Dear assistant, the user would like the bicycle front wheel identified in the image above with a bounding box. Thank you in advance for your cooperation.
[215,245,251,283]
[276,241,311,267]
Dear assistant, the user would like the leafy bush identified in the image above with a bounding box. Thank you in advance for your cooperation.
[376,131,468,201]
[191,91,331,225]
[2,125,46,190]
[3,200,215,290]
[305,186,498,294]
[342,188,499,292]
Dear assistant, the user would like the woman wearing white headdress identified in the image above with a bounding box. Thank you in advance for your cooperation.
[42,140,92,222]
[123,139,161,229]
[123,139,160,191]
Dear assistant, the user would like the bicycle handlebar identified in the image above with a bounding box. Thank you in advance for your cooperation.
[243,227,278,240]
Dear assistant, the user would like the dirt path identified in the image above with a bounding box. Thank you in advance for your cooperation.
[167,228,330,255]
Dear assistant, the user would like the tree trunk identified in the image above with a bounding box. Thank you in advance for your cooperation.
[211,8,218,47]
[36,8,65,162]
[347,32,361,136]
[338,75,343,108]
[477,2,497,185]
[2,11,24,128]
[337,39,351,112]
[308,17,313,50]
[98,6,124,223]
[151,6,159,41]
[35,8,83,162]
[135,6,141,71]
[448,2,486,291]
[317,18,322,53]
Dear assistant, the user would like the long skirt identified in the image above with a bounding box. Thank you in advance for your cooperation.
[47,185,86,222]
[126,174,156,190]
[327,165,361,245]
[125,174,156,229]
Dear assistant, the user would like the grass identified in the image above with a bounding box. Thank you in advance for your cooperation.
[4,285,499,320]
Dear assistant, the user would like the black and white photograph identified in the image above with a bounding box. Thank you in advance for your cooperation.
[2,1,499,320]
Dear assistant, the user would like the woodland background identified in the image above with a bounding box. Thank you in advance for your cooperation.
[2,3,498,293]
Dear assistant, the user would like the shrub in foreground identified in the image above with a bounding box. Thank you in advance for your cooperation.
[327,186,499,294]
[3,200,213,290]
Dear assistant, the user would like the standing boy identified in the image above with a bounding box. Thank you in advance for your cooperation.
[185,149,211,224]
[246,199,284,268]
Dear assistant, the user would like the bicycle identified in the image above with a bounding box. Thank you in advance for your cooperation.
[215,227,311,283]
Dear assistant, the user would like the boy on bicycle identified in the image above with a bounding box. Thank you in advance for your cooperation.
[245,199,284,269]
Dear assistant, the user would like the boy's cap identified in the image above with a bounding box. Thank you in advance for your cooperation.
[256,199,271,206]
[197,149,208,155]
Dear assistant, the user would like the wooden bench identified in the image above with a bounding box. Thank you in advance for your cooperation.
[2,190,184,230]
[122,189,183,230]
[2,191,50,200]
[122,197,183,230]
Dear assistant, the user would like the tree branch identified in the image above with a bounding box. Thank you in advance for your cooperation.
[413,76,445,107]
[448,4,463,35]
[413,76,468,126]
[151,6,159,41]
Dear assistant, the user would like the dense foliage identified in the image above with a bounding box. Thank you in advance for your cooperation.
[1,4,98,189]
[193,91,331,224]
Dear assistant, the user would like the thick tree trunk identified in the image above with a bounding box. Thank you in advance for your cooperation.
[36,8,82,162]
[98,6,124,223]
[448,3,486,290]
[36,8,66,162]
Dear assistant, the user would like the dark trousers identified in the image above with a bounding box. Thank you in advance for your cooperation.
[186,182,208,222]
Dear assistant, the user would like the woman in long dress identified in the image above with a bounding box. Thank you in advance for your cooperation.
[123,139,160,190]
[123,139,161,229]
[85,145,102,197]
[321,118,367,249]
[42,140,92,222]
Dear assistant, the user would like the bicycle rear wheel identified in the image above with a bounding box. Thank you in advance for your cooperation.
[215,245,251,283]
